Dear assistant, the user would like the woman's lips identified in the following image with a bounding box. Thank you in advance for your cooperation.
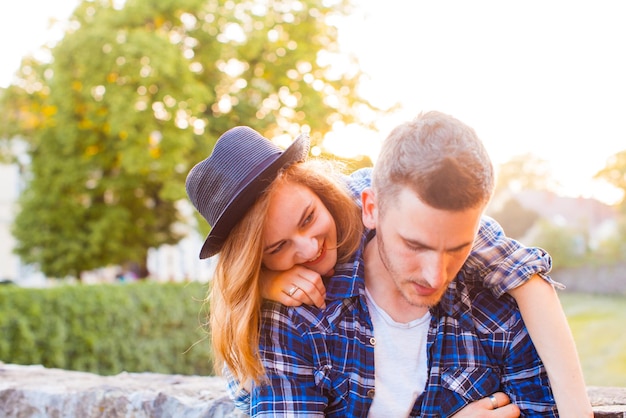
[304,244,326,267]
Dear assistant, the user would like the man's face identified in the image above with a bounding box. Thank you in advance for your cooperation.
[363,187,483,308]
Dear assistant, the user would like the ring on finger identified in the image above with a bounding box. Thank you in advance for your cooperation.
[287,285,299,297]
[488,394,499,409]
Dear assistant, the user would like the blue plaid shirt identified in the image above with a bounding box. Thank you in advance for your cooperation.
[228,168,558,417]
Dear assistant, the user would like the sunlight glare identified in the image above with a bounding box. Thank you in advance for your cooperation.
[322,124,381,162]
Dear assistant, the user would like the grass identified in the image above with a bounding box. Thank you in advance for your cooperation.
[559,292,626,387]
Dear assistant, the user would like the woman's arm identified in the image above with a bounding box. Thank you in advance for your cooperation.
[509,274,593,417]
[467,216,591,416]
[260,266,327,309]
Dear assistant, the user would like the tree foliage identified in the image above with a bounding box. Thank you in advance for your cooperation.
[1,0,375,279]
[494,153,555,197]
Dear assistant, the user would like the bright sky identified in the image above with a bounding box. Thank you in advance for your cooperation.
[1,0,625,204]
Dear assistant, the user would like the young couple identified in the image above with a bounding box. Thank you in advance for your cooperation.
[186,111,592,416]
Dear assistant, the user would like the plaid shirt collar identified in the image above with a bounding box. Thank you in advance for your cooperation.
[323,232,368,301]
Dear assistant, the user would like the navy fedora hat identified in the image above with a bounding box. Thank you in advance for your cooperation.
[186,126,310,259]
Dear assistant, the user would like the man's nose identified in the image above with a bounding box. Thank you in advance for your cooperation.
[422,253,447,289]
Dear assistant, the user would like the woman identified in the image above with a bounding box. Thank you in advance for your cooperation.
[186,126,591,416]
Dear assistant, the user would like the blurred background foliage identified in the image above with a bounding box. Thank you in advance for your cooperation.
[487,153,626,270]
[0,281,211,375]
[0,0,379,280]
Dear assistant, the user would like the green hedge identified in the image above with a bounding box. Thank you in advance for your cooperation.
[0,281,213,376]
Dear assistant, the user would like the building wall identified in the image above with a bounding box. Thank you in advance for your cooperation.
[0,163,20,282]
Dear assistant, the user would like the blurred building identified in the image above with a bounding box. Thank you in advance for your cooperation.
[513,189,618,249]
[0,163,21,283]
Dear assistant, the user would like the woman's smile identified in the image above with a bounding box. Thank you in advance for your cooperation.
[303,243,326,266]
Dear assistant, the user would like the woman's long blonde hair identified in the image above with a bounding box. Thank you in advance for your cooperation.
[207,159,363,387]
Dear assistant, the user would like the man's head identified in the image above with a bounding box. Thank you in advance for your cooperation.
[363,111,494,309]
[372,110,494,213]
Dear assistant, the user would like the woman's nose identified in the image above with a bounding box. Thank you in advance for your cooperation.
[294,234,318,261]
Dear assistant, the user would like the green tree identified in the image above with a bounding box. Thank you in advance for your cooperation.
[494,153,556,197]
[1,0,376,279]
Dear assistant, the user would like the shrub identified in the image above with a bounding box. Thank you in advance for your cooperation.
[0,281,213,376]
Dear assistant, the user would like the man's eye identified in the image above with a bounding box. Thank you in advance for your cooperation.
[406,242,425,252]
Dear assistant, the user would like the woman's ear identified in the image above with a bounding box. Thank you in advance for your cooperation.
[361,188,378,230]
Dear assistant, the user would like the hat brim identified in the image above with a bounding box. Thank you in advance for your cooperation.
[199,133,310,259]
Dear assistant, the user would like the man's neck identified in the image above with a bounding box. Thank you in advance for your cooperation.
[363,238,429,323]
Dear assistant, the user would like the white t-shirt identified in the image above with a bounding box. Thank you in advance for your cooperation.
[365,289,430,417]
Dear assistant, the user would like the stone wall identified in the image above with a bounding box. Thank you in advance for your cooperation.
[1,362,625,417]
[0,363,245,418]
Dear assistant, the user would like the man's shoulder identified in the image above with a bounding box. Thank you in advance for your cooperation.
[444,273,523,332]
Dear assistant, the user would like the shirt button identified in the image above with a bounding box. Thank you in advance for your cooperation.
[369,337,376,346]
[367,389,375,399]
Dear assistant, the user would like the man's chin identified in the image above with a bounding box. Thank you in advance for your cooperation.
[405,292,444,309]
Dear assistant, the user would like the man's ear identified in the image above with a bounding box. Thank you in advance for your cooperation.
[361,187,378,229]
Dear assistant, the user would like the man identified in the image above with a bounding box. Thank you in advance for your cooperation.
[238,112,557,416]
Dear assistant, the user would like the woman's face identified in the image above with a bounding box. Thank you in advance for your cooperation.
[261,181,338,276]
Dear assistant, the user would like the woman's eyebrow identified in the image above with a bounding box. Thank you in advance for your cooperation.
[297,201,313,225]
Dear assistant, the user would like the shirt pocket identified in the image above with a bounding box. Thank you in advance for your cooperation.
[441,366,501,402]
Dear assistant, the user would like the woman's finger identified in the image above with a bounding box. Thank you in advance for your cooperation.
[287,267,326,308]
[288,280,325,308]
[295,266,327,297]
[286,286,317,307]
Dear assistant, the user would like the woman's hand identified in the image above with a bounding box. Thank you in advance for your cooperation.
[260,266,327,309]
[451,392,520,417]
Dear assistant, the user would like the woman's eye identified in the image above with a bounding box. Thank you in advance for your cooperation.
[302,210,314,226]
[269,242,285,255]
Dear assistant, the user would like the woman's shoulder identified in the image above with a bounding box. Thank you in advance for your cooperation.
[345,167,372,199]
